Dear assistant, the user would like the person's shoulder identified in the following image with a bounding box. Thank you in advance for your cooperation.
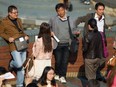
[1,16,8,23]
[50,16,58,20]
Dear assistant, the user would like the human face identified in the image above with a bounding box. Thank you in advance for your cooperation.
[8,9,18,19]
[96,6,104,17]
[57,7,66,18]
[47,69,55,81]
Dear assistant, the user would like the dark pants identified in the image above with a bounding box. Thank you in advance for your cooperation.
[54,43,69,77]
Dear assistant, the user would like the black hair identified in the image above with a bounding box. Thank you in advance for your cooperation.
[38,22,52,53]
[88,18,98,32]
[8,5,17,13]
[26,83,38,87]
[0,67,7,75]
[55,3,66,11]
[95,2,105,10]
[38,66,56,86]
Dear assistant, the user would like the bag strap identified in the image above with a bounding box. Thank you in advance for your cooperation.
[25,54,35,77]
[67,16,74,40]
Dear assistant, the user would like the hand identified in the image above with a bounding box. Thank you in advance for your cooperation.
[51,31,55,36]
[25,36,29,41]
[9,37,15,42]
[108,27,112,30]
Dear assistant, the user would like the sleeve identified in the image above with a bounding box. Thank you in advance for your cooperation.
[0,21,10,41]
[74,14,89,28]
[32,40,40,57]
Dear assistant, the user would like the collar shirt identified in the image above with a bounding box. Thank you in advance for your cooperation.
[94,13,105,32]
[58,15,67,21]
[47,80,51,87]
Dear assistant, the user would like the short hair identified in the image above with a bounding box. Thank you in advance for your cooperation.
[55,3,66,11]
[95,2,105,10]
[8,5,17,13]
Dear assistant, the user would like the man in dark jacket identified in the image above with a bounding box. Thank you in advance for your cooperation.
[75,2,109,82]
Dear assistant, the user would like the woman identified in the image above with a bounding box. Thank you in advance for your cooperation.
[30,22,53,79]
[38,66,58,87]
[83,18,103,80]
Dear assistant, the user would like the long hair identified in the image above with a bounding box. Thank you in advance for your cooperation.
[107,65,116,87]
[38,66,56,86]
[38,22,52,53]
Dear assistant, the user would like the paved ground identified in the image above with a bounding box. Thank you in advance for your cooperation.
[0,0,115,87]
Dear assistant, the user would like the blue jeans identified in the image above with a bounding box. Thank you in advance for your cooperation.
[11,50,26,87]
[54,44,69,77]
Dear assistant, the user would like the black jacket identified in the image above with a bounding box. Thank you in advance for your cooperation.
[83,30,103,59]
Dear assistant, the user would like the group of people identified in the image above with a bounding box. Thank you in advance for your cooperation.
[0,1,115,87]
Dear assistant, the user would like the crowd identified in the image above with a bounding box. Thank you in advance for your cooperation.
[0,1,115,87]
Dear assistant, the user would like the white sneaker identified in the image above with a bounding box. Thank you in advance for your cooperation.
[54,75,60,81]
[60,77,67,83]
[84,1,90,5]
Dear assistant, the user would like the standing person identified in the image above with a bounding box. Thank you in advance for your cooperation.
[0,5,29,87]
[49,3,78,83]
[75,2,109,82]
[83,18,103,80]
[32,22,53,80]
[38,66,58,87]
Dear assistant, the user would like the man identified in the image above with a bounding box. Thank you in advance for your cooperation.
[49,3,78,83]
[0,5,29,87]
[75,2,109,82]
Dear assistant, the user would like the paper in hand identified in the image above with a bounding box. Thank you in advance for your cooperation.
[0,72,15,79]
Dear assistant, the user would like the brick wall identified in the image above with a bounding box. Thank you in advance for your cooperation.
[0,37,114,77]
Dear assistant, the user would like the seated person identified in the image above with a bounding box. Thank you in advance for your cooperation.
[37,66,58,87]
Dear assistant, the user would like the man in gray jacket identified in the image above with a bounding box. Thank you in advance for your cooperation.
[49,3,78,83]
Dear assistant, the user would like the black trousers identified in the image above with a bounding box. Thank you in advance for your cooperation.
[53,44,69,77]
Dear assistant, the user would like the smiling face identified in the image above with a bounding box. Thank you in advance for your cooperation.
[8,9,18,20]
[47,69,55,81]
[96,6,104,17]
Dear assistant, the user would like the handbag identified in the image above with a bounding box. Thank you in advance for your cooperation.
[67,16,79,53]
[23,55,34,73]
[14,37,28,51]
[23,55,34,86]
[107,55,116,66]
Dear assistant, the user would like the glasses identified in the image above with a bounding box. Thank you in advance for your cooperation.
[11,11,18,14]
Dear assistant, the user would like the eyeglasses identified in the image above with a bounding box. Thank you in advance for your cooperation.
[11,11,18,14]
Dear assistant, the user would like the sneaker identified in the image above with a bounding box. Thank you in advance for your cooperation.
[84,1,90,5]
[60,77,67,83]
[54,75,59,81]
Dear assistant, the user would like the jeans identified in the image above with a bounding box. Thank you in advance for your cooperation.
[54,44,69,77]
[11,50,26,87]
